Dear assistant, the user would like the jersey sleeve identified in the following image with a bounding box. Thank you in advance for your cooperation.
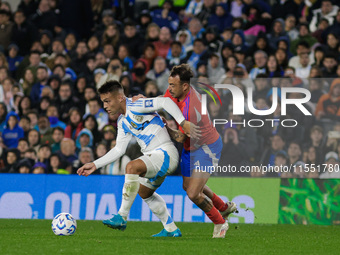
[128,98,186,125]
[93,117,132,169]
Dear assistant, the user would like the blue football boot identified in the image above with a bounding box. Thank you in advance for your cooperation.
[102,214,127,231]
[152,228,182,237]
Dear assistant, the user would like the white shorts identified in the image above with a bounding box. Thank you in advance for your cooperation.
[139,143,179,190]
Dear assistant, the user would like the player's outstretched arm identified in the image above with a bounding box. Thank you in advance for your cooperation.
[77,162,97,177]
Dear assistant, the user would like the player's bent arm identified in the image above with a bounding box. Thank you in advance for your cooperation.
[132,97,186,125]
[131,97,200,138]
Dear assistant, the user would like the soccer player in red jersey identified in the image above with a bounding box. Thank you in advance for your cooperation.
[164,64,237,238]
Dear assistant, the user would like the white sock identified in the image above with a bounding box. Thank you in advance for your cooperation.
[118,174,140,219]
[143,192,177,232]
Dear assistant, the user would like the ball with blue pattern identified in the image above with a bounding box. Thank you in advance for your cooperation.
[51,213,77,236]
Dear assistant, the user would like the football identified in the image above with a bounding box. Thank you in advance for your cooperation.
[51,213,77,236]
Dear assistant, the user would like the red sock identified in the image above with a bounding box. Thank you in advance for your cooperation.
[205,206,225,224]
[212,193,228,211]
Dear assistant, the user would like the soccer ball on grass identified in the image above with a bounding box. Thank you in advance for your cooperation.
[51,213,77,236]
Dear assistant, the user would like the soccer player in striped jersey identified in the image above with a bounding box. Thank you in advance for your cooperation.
[164,64,238,238]
[77,80,198,237]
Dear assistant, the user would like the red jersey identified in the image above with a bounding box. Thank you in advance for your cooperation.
[164,87,220,151]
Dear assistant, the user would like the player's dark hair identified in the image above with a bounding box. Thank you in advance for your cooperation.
[98,80,124,94]
[170,64,194,84]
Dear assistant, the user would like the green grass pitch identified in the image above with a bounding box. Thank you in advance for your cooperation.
[0,219,339,255]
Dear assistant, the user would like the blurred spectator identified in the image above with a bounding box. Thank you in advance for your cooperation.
[59,138,77,166]
[271,150,288,177]
[132,59,151,92]
[144,80,160,98]
[120,21,145,59]
[51,127,64,153]
[266,55,283,77]
[56,81,78,123]
[288,41,313,70]
[138,10,152,36]
[37,144,51,165]
[309,0,339,33]
[30,0,57,34]
[12,10,39,56]
[65,108,84,140]
[1,149,20,173]
[322,54,338,78]
[30,66,49,107]
[184,38,210,72]
[295,53,312,79]
[36,115,53,145]
[287,141,303,166]
[315,78,340,120]
[196,0,215,26]
[46,105,66,129]
[1,112,24,148]
[100,124,116,147]
[32,162,47,174]
[203,26,222,53]
[27,129,40,152]
[0,102,8,133]
[219,125,249,176]
[249,50,267,79]
[70,41,89,75]
[319,151,340,178]
[290,23,318,56]
[207,53,225,81]
[17,138,29,158]
[166,41,186,70]
[73,147,96,174]
[284,15,299,41]
[258,134,285,166]
[150,0,179,33]
[83,98,108,130]
[18,0,39,18]
[75,128,94,155]
[16,158,34,174]
[83,114,103,145]
[7,44,24,77]
[266,18,287,50]
[208,3,232,34]
[146,56,170,93]
[0,9,13,51]
[185,0,204,18]
[153,27,172,58]
[117,45,134,71]
[144,22,159,43]
[304,125,325,155]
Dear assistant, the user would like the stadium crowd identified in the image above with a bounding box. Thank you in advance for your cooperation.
[0,0,340,178]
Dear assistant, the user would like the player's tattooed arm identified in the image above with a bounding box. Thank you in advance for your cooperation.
[165,125,187,143]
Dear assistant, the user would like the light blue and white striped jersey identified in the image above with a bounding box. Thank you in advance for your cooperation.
[94,97,185,169]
